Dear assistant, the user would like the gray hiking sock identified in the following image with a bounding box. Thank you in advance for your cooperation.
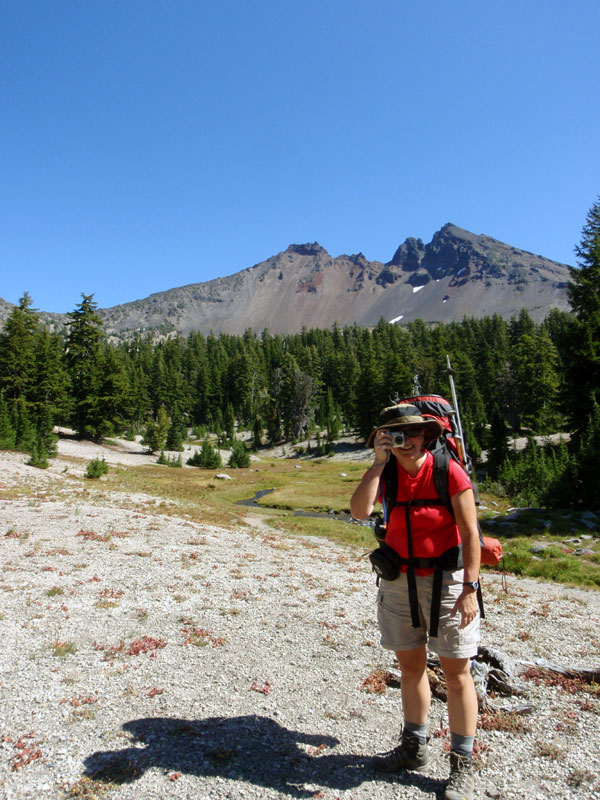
[449,732,474,757]
[403,721,428,745]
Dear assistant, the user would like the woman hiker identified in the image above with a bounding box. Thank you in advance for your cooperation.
[350,403,481,800]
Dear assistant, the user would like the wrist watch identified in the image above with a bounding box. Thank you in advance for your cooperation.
[462,580,479,591]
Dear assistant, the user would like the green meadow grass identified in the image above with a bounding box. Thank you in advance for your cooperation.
[97,457,600,588]
[5,451,599,588]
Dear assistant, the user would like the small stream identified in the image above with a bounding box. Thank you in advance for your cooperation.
[236,488,366,526]
[236,489,278,507]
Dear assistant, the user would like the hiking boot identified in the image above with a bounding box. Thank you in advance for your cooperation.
[372,731,429,772]
[444,751,475,800]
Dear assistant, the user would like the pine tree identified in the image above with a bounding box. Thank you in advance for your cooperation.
[251,415,263,450]
[65,294,105,439]
[142,405,170,453]
[0,293,39,401]
[353,335,383,440]
[27,441,49,469]
[564,197,600,418]
[34,403,58,458]
[12,396,36,452]
[222,403,235,444]
[27,404,56,470]
[567,404,600,507]
[0,392,16,449]
[512,328,560,433]
[187,441,222,468]
[486,404,509,480]
[287,368,315,441]
[228,439,250,468]
[569,197,600,319]
[95,346,132,437]
[32,329,70,424]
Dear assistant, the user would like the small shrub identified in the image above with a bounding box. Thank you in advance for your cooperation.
[479,710,531,734]
[534,739,564,760]
[181,627,225,647]
[27,443,49,469]
[53,640,77,657]
[157,451,182,467]
[187,441,222,469]
[228,439,251,468]
[567,767,596,787]
[85,457,109,479]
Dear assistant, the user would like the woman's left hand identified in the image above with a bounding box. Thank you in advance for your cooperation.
[451,588,479,629]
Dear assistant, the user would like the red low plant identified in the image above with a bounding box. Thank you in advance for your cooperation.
[6,732,43,771]
[127,636,167,656]
[250,681,272,694]
[360,668,393,695]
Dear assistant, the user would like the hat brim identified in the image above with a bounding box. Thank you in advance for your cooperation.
[366,418,443,449]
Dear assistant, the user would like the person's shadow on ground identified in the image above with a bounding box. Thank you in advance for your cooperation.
[83,714,446,798]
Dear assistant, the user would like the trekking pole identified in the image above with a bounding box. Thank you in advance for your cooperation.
[446,355,467,468]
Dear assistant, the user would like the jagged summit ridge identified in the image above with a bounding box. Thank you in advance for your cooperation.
[0,225,573,336]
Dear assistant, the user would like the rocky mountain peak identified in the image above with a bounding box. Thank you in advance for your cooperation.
[285,242,327,257]
[0,224,573,337]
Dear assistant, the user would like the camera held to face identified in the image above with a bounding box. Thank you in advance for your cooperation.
[390,430,406,447]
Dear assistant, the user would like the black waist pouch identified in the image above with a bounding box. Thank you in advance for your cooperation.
[369,543,402,581]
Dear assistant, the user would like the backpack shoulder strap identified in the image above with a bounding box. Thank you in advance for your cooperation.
[381,457,398,522]
[434,447,486,548]
[432,448,453,516]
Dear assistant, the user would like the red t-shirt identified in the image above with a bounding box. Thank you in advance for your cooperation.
[381,451,473,572]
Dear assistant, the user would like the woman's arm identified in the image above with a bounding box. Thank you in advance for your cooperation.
[350,461,386,519]
[349,433,392,519]
[450,487,481,628]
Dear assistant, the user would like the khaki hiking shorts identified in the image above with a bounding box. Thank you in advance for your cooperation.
[376,569,479,659]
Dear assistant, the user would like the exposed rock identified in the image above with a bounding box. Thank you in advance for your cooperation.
[530,544,549,554]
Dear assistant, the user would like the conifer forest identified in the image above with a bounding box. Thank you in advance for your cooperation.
[1,199,599,508]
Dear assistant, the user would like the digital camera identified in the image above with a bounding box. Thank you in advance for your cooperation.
[390,430,406,447]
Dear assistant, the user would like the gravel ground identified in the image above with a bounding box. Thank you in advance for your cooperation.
[0,441,599,800]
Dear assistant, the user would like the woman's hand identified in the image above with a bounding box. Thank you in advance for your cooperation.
[349,430,392,519]
[451,588,479,629]
[372,429,393,464]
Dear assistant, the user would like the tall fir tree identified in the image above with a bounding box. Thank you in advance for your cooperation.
[565,197,600,418]
[353,335,383,439]
[0,293,39,401]
[65,294,105,440]
[512,328,560,433]
[0,392,16,449]
[12,396,36,452]
[95,345,131,437]
[32,329,70,423]
[142,405,170,453]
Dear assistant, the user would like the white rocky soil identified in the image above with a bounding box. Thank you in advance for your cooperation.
[0,438,599,800]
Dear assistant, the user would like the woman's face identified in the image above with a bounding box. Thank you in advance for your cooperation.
[392,428,426,462]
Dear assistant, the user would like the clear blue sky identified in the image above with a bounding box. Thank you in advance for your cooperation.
[2,0,599,313]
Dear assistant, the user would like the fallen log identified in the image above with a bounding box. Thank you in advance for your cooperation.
[386,645,598,714]
[513,658,600,685]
